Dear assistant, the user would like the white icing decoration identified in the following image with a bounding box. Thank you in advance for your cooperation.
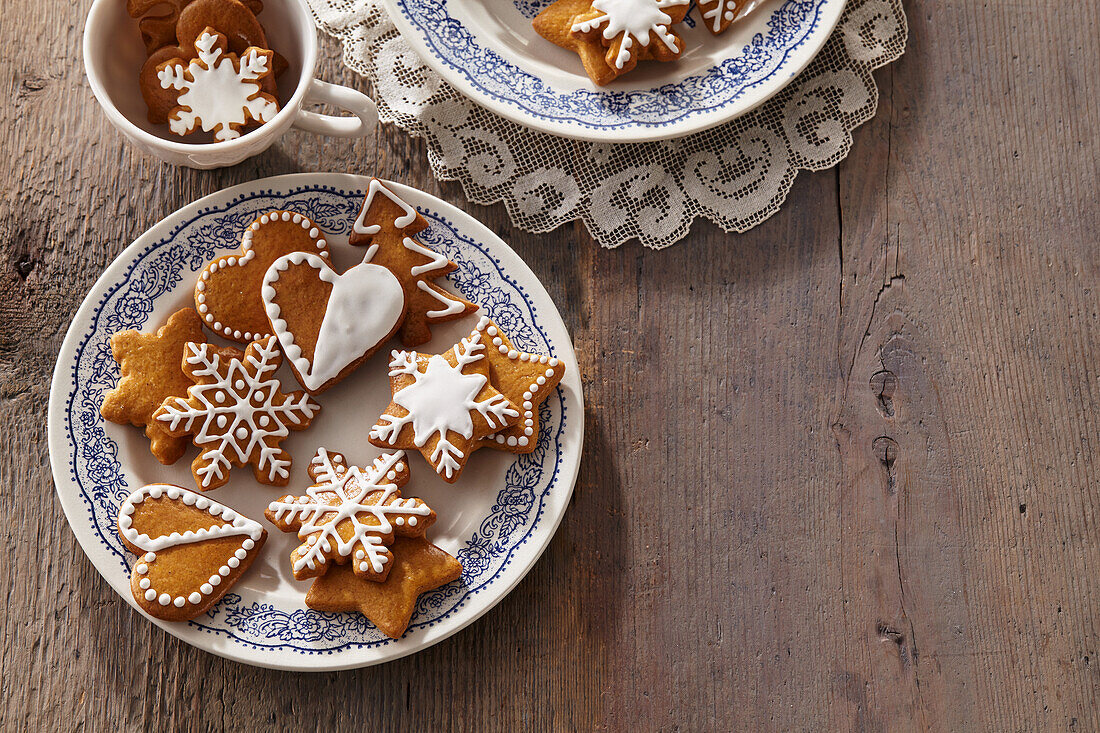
[473,316,562,446]
[267,449,431,575]
[158,31,279,141]
[570,0,687,69]
[118,483,263,551]
[370,334,519,478]
[262,251,404,392]
[403,237,449,276]
[352,179,418,234]
[417,280,466,318]
[155,339,319,487]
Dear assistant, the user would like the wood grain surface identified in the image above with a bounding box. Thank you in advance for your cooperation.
[1,0,1097,730]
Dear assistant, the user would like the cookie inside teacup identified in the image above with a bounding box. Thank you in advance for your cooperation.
[85,0,305,147]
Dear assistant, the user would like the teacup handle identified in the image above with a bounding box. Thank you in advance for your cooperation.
[292,79,378,137]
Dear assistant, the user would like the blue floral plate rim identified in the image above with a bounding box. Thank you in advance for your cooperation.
[47,173,584,671]
[380,0,846,142]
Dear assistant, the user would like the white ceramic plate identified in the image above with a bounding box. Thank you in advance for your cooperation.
[48,173,583,670]
[381,0,845,142]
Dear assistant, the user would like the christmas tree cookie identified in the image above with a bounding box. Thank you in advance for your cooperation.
[348,179,477,347]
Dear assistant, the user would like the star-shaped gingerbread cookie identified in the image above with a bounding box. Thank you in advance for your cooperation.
[534,0,689,85]
[153,336,320,490]
[304,536,463,639]
[472,317,566,454]
[369,330,520,482]
[101,308,207,464]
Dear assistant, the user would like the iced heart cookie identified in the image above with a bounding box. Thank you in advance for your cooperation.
[153,337,320,490]
[348,179,477,347]
[195,210,330,343]
[157,28,279,141]
[369,330,520,482]
[101,308,207,464]
[262,250,405,394]
[471,317,566,453]
[118,483,266,622]
[304,536,462,639]
[266,448,435,581]
[534,0,689,84]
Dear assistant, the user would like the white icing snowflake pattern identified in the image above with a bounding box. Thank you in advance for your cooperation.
[371,335,518,478]
[158,30,279,142]
[267,449,432,579]
[571,0,688,69]
[155,338,319,489]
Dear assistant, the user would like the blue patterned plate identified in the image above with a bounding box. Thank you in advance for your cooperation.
[381,0,845,141]
[48,174,583,670]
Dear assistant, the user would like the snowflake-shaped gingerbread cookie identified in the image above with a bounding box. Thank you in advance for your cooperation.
[266,448,435,581]
[370,332,520,482]
[157,26,279,142]
[153,336,320,491]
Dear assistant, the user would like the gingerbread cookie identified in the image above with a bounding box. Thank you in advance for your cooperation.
[266,449,435,581]
[157,28,279,142]
[534,0,688,84]
[195,210,330,343]
[471,317,565,453]
[370,331,520,482]
[101,308,207,464]
[304,536,462,639]
[348,179,477,348]
[127,0,264,55]
[140,45,188,125]
[153,337,320,490]
[698,0,748,34]
[261,248,405,394]
[118,483,266,622]
[175,0,268,55]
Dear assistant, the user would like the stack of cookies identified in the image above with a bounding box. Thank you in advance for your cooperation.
[101,179,566,639]
[130,0,287,141]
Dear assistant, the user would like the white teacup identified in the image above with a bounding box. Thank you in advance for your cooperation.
[83,0,377,169]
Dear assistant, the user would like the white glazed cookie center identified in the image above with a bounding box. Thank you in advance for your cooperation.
[570,0,688,68]
[158,31,279,141]
[371,335,519,477]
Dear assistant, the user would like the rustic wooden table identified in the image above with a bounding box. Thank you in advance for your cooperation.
[2,0,1097,730]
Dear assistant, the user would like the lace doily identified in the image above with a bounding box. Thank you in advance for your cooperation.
[306,0,907,248]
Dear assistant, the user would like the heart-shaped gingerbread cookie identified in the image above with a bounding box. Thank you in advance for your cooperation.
[117,483,267,621]
[195,211,330,343]
[262,250,406,393]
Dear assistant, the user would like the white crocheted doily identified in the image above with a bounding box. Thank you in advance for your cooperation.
[306,0,907,248]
